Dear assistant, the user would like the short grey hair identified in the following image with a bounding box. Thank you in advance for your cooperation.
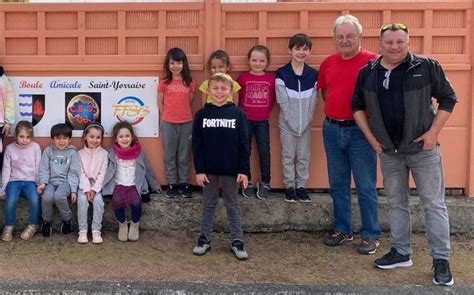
[333,14,363,36]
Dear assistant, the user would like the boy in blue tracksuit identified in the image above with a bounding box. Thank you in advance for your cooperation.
[275,33,318,203]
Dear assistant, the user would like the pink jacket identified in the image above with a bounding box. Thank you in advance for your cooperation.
[78,146,108,193]
[1,142,41,194]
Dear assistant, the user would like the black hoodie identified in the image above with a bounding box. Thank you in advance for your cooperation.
[192,102,249,177]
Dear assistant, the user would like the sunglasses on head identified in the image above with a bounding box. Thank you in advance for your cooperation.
[380,23,409,35]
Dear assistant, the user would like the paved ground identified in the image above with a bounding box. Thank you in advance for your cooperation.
[0,281,472,294]
[0,230,472,293]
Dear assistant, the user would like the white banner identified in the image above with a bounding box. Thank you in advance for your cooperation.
[10,77,159,137]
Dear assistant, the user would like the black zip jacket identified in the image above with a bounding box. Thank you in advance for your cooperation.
[352,52,457,155]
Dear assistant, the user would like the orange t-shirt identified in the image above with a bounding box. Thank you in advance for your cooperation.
[158,79,196,123]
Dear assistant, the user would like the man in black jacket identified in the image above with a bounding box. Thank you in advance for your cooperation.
[352,23,456,286]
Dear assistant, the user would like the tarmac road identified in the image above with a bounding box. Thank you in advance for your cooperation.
[0,281,472,294]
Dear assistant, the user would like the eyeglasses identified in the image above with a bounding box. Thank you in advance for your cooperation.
[335,34,358,42]
[383,69,392,90]
[380,23,409,35]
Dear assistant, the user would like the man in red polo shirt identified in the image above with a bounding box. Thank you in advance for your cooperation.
[318,15,380,255]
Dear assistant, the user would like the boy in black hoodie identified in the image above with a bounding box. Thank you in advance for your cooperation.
[192,73,250,260]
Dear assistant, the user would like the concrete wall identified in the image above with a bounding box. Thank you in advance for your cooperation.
[3,193,474,233]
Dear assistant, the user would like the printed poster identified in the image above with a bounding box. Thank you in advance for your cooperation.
[10,77,159,137]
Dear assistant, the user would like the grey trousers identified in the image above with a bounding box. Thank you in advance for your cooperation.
[161,120,193,184]
[380,147,451,260]
[280,128,311,188]
[41,182,72,222]
[77,190,104,232]
[200,174,243,241]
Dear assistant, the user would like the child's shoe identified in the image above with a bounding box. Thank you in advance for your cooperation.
[20,225,38,241]
[179,183,193,198]
[256,182,271,200]
[128,221,139,241]
[284,187,297,203]
[241,183,256,198]
[193,234,211,255]
[118,221,128,242]
[61,220,72,235]
[77,231,88,243]
[231,239,249,260]
[41,222,52,237]
[2,226,14,242]
[92,230,103,244]
[166,184,179,198]
[297,187,311,202]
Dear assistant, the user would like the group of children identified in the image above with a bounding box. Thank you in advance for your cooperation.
[158,33,318,259]
[0,32,318,261]
[1,120,159,245]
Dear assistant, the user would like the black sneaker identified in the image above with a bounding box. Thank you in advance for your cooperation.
[432,259,454,286]
[374,247,413,269]
[284,187,297,203]
[179,183,193,198]
[166,184,179,198]
[357,238,380,255]
[193,235,211,256]
[61,220,72,235]
[256,182,270,200]
[141,193,151,203]
[296,187,311,202]
[241,183,256,198]
[41,222,52,237]
[231,239,248,260]
[323,231,354,246]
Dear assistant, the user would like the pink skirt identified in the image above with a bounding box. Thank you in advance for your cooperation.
[112,185,140,210]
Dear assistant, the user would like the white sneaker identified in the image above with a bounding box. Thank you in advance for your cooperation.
[77,231,88,244]
[92,231,103,244]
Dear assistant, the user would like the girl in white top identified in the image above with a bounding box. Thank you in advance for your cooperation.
[77,122,108,244]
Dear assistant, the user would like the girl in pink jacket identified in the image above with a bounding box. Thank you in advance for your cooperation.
[77,122,108,244]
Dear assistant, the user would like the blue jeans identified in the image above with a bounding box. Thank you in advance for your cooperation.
[323,119,380,239]
[4,181,40,226]
[247,120,271,184]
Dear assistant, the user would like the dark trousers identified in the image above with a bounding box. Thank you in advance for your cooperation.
[114,200,142,223]
[200,175,243,241]
[247,120,271,184]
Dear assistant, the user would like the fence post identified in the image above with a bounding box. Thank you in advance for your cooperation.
[204,0,223,75]
[468,0,474,196]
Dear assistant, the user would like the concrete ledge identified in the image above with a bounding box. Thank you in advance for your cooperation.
[2,193,474,233]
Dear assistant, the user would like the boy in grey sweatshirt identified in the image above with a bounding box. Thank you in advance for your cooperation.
[37,123,80,237]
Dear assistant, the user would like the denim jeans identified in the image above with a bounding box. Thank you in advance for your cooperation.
[247,120,271,184]
[323,119,380,239]
[5,181,40,226]
[380,147,450,260]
